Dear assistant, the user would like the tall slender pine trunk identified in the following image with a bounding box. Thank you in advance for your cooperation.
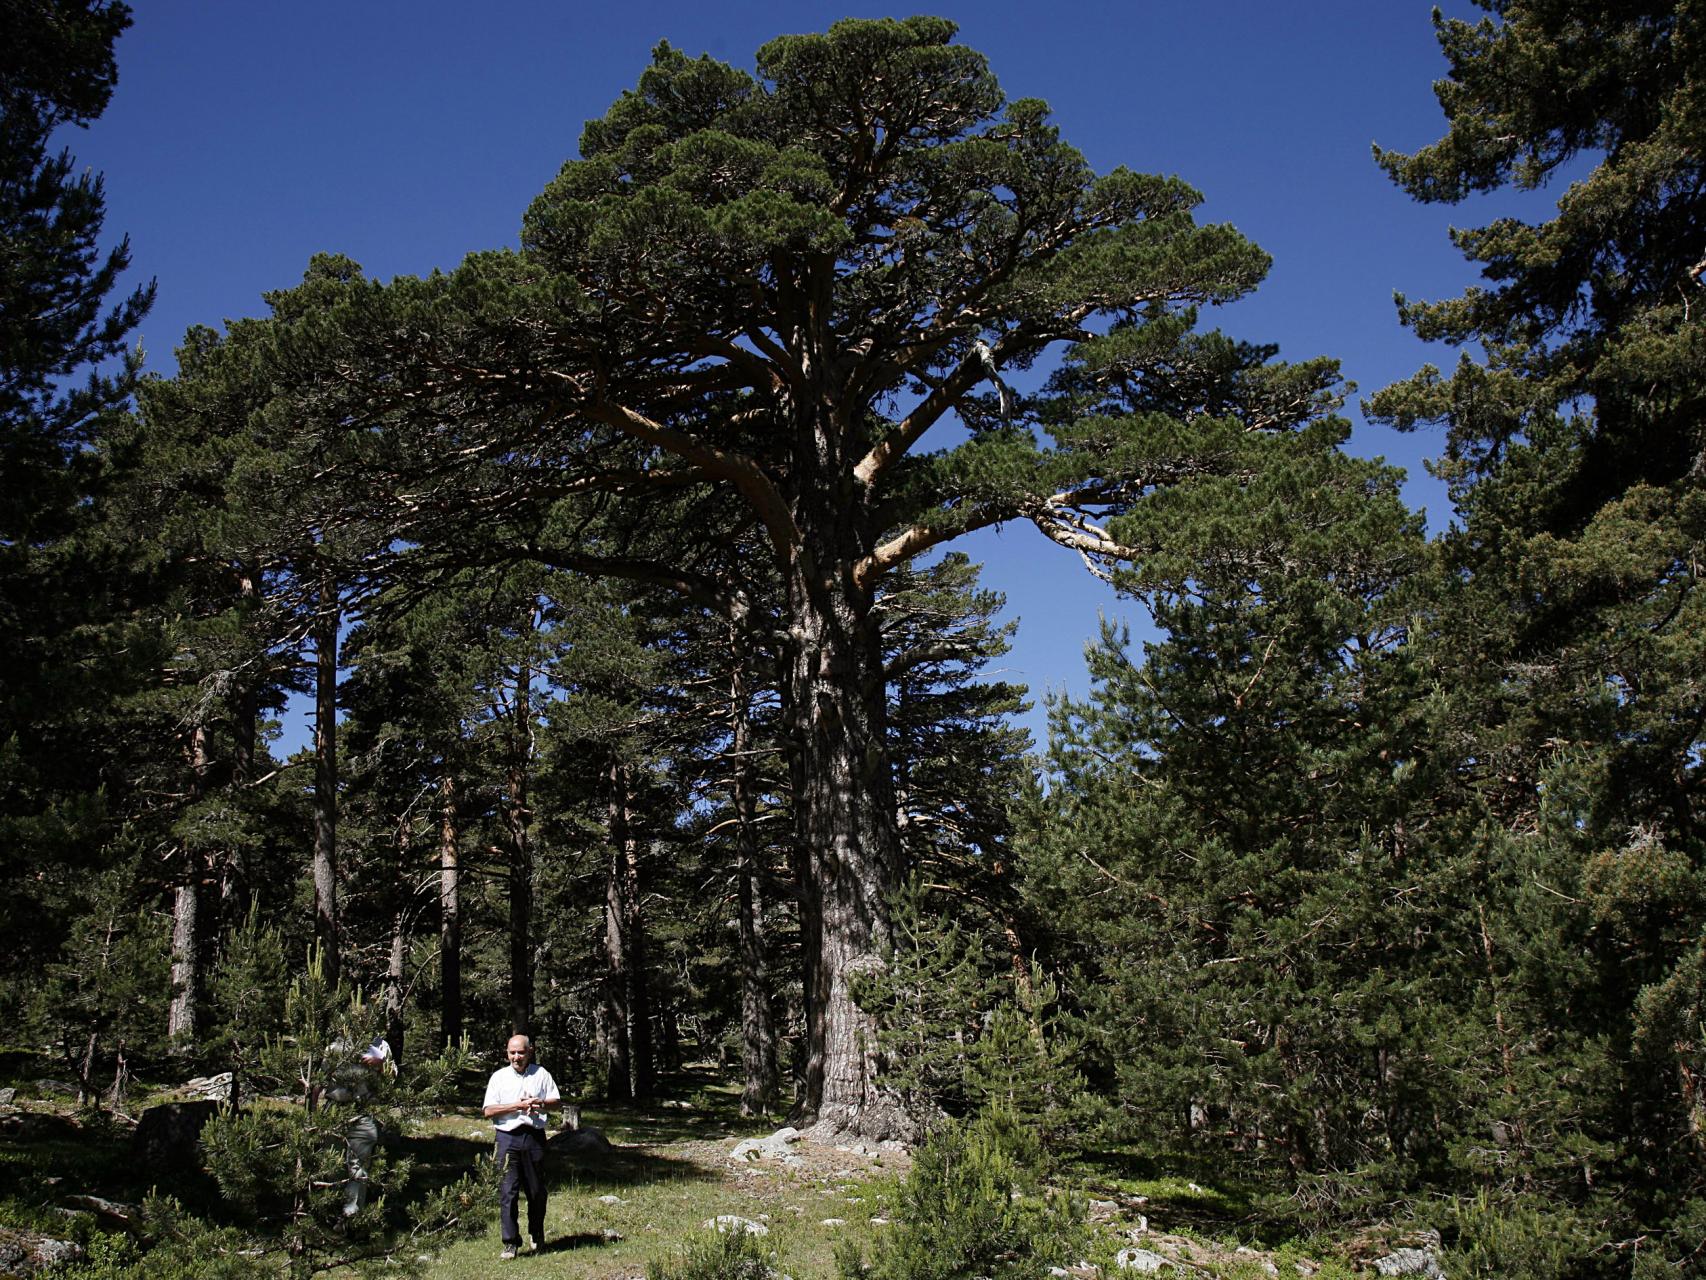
[385,811,410,1067]
[602,762,653,1101]
[729,625,779,1116]
[438,773,462,1050]
[221,557,261,916]
[311,573,340,983]
[168,723,211,1046]
[506,617,535,1035]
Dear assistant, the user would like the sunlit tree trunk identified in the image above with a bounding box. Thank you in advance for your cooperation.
[168,723,211,1045]
[602,762,653,1100]
[311,571,340,983]
[438,773,462,1050]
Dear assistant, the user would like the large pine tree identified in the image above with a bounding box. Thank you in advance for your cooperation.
[1368,0,1705,1254]
[0,0,153,998]
[298,17,1337,1136]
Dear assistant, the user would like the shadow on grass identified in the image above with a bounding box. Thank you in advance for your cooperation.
[0,1107,223,1221]
[550,1138,721,1193]
[398,1119,723,1204]
[1072,1147,1295,1242]
[577,1062,790,1147]
[589,1106,736,1146]
[395,1129,491,1199]
[533,1231,622,1255]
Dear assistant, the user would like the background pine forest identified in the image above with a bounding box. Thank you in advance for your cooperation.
[2,2,1703,1276]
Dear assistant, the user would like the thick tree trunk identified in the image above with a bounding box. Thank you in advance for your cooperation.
[506,631,534,1034]
[784,478,908,1140]
[438,773,462,1050]
[311,574,340,983]
[731,645,779,1117]
[602,762,653,1101]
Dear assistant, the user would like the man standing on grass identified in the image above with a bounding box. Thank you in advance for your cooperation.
[482,1034,561,1259]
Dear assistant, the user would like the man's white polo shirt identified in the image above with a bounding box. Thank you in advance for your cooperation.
[484,1063,558,1133]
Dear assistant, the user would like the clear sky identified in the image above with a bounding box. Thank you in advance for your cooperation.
[72,0,1531,751]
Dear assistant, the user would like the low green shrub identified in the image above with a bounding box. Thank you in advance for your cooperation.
[841,1106,1086,1280]
[43,1196,266,1279]
[648,1225,781,1280]
[1440,1192,1614,1280]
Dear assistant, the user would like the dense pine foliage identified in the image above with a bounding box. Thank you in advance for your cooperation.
[1,3,1702,1275]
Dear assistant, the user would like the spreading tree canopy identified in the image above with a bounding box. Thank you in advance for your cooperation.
[289,16,1345,1135]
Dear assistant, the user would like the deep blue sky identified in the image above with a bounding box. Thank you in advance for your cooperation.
[74,1,1533,750]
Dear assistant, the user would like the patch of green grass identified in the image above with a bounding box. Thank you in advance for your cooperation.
[403,1102,881,1280]
[418,1154,872,1279]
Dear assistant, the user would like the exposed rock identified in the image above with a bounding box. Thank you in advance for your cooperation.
[702,1214,769,1236]
[1373,1248,1444,1277]
[62,1195,142,1232]
[0,1226,83,1275]
[1117,1247,1171,1272]
[29,1080,77,1099]
[731,1127,803,1162]
[554,1125,615,1163]
[0,1088,14,1105]
[1235,1245,1279,1275]
[179,1072,245,1104]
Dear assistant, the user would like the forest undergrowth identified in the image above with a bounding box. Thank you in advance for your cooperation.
[0,1054,1459,1280]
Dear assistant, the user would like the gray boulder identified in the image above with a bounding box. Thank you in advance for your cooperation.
[1373,1248,1444,1277]
[133,1100,217,1168]
[0,1227,83,1275]
[1116,1247,1171,1272]
[555,1125,614,1159]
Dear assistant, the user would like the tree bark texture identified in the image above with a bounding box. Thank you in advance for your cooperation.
[168,723,212,1045]
[220,557,260,913]
[731,650,779,1117]
[167,881,198,1045]
[602,762,653,1101]
[385,812,411,1067]
[784,454,907,1139]
[506,633,534,1035]
[311,574,340,984]
[438,772,462,1050]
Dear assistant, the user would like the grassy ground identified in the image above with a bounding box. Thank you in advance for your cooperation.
[0,1058,1378,1279]
[405,1081,901,1279]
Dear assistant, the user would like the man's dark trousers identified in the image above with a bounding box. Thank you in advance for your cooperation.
[495,1127,547,1246]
